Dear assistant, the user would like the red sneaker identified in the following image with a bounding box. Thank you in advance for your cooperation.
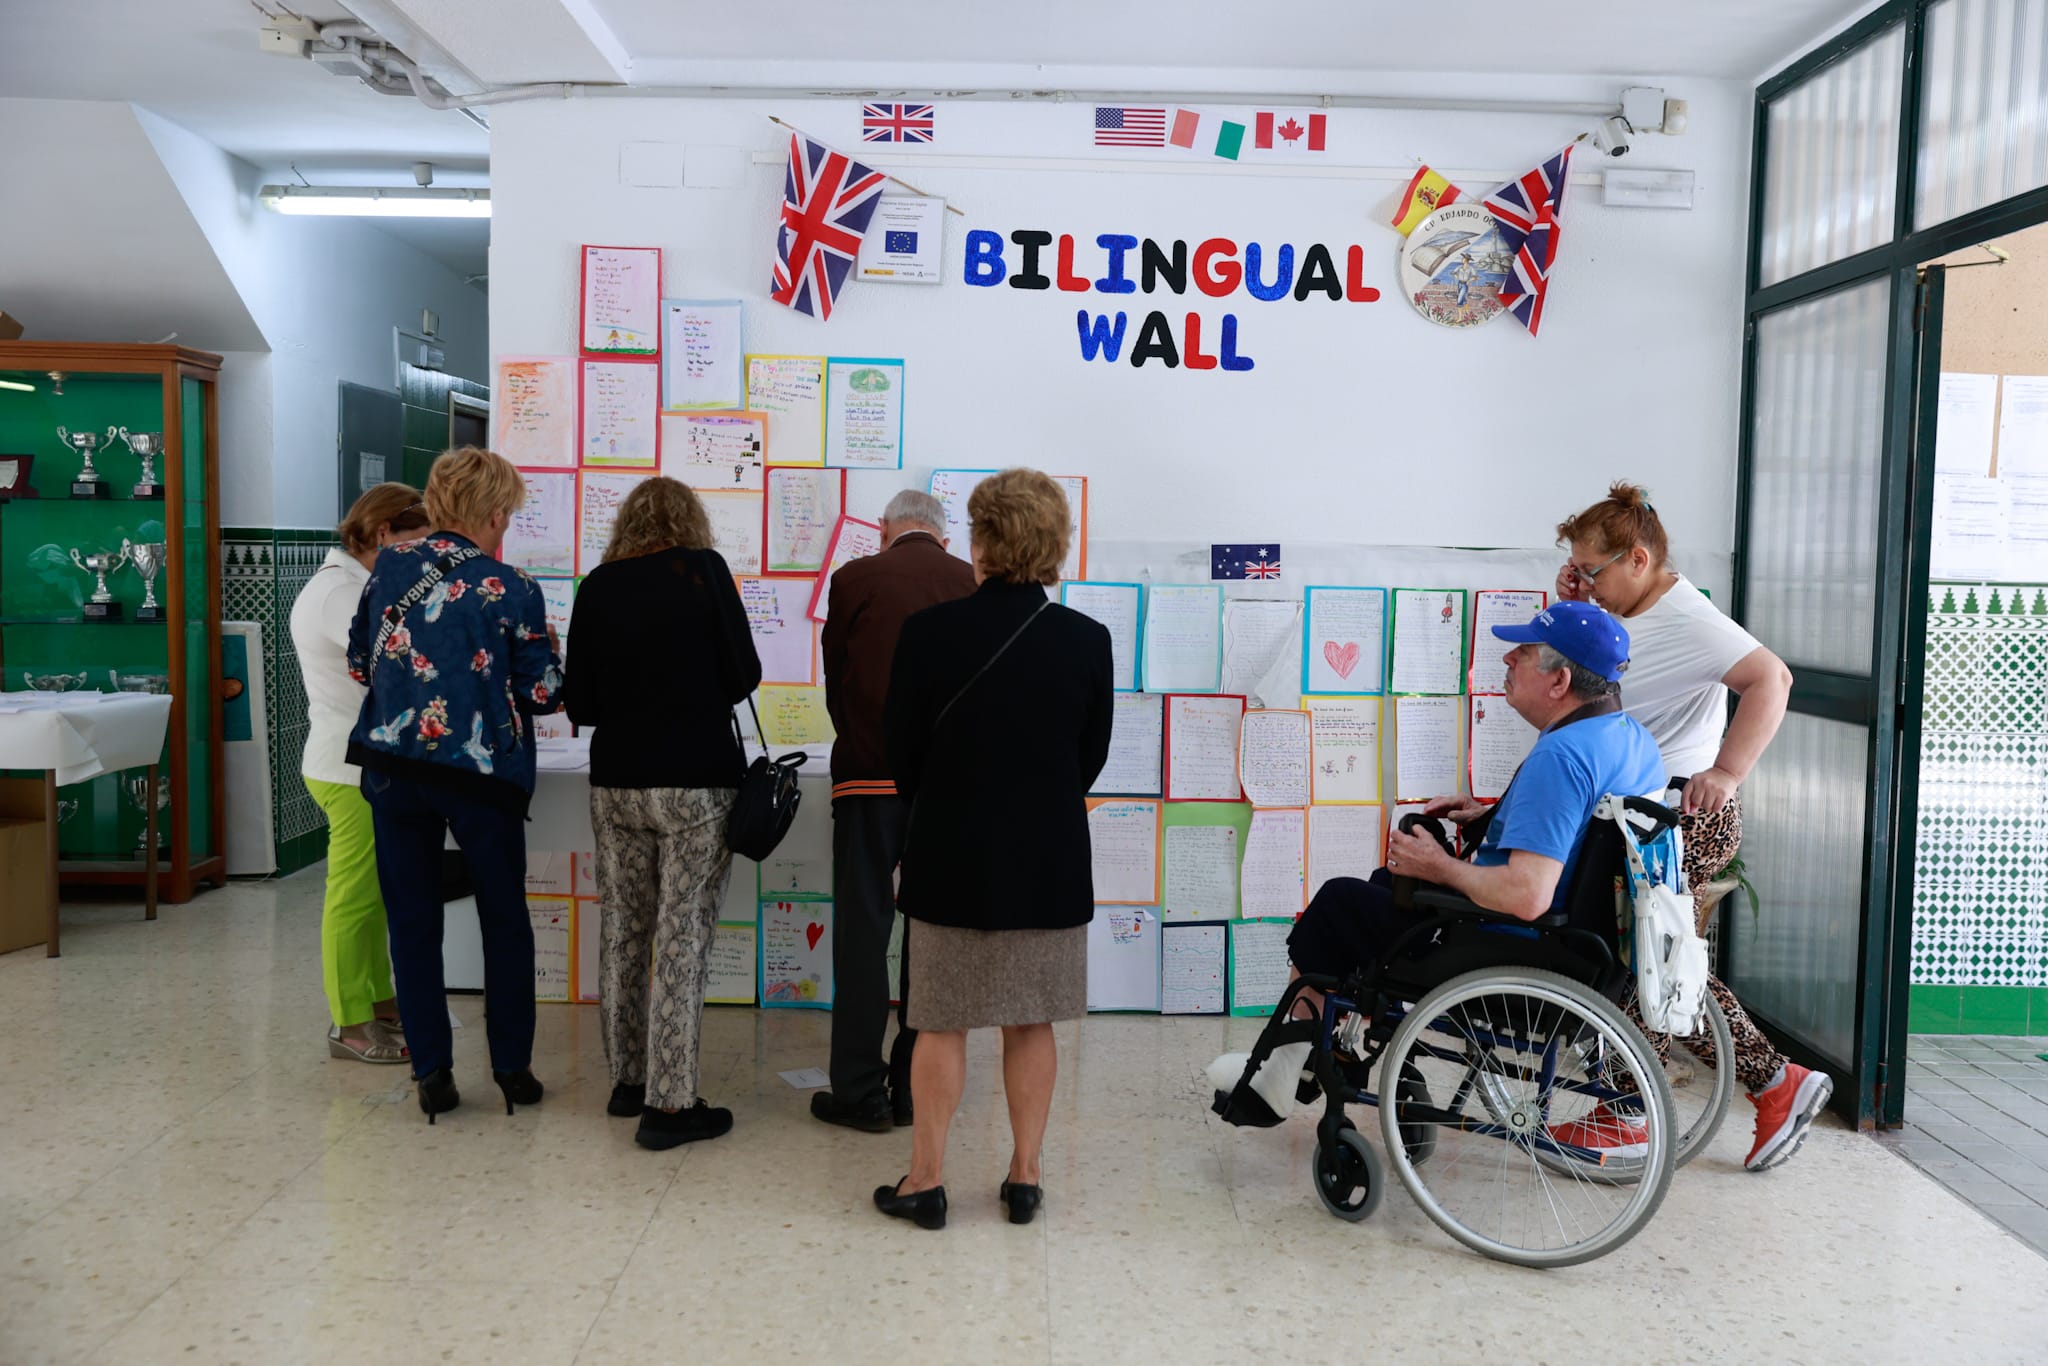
[1745,1063,1833,1171]
[1545,1103,1649,1163]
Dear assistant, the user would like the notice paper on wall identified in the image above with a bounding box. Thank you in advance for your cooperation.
[1144,585,1224,693]
[758,684,835,747]
[536,576,576,665]
[1396,694,1463,801]
[576,901,601,1002]
[1229,919,1295,1016]
[1302,586,1386,695]
[1307,804,1382,899]
[701,489,766,575]
[928,468,989,553]
[577,470,651,575]
[503,468,576,577]
[1087,798,1163,904]
[581,359,660,467]
[763,467,845,575]
[1164,693,1245,801]
[1092,691,1164,796]
[1087,907,1162,1012]
[1469,589,1547,694]
[525,850,574,897]
[738,576,817,686]
[662,411,767,490]
[581,245,661,355]
[1468,693,1539,801]
[1930,473,2008,579]
[1161,923,1227,1014]
[494,356,577,467]
[1061,581,1143,690]
[1162,802,1252,920]
[1998,374,2048,473]
[1052,475,1088,581]
[1240,808,1306,920]
[1935,372,1999,474]
[756,784,831,898]
[1304,694,1380,803]
[856,195,946,283]
[531,898,572,1002]
[824,357,905,469]
[1390,589,1467,695]
[761,899,832,1008]
[1238,709,1312,808]
[807,516,884,622]
[745,354,828,465]
[706,921,759,1005]
[661,299,744,410]
[1223,598,1302,706]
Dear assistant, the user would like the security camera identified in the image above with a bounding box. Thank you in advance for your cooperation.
[1594,115,1633,158]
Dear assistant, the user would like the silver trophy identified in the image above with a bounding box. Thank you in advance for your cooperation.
[127,773,170,855]
[69,544,131,622]
[121,539,168,622]
[20,670,91,692]
[109,669,169,694]
[55,426,113,499]
[118,428,165,499]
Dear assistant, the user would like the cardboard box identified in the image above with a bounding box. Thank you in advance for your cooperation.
[0,310,24,341]
[0,817,50,955]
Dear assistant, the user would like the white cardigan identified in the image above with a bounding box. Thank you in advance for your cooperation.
[287,548,371,786]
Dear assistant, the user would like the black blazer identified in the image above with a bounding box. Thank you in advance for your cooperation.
[886,579,1115,932]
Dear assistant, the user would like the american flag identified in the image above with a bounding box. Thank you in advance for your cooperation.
[770,132,887,321]
[1095,106,1167,147]
[1484,144,1574,336]
[862,103,935,143]
[1211,544,1281,580]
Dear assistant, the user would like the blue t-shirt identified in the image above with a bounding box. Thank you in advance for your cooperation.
[1471,711,1667,909]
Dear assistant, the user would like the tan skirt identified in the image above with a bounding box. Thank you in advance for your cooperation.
[904,919,1088,1032]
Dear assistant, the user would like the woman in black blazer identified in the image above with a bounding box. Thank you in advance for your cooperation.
[873,468,1114,1230]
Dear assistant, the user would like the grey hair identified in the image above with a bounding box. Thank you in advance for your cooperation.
[1533,644,1622,700]
[881,489,946,533]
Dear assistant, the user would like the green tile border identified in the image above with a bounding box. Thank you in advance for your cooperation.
[1910,985,1962,1033]
[1911,984,2039,1035]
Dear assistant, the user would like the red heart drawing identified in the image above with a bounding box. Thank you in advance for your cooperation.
[805,922,824,951]
[1323,640,1361,679]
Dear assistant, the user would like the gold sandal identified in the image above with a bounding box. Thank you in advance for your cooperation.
[328,1024,409,1064]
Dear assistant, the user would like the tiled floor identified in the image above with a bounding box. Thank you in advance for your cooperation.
[6,878,2048,1363]
[1878,1034,2048,1257]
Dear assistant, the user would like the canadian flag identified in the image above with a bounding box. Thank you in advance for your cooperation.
[1254,111,1327,152]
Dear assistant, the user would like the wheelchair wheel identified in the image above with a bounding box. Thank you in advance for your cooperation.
[1538,989,1735,1183]
[1311,1126,1383,1222]
[1377,968,1675,1268]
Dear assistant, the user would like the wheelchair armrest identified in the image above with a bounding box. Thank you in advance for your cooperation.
[1411,886,1565,929]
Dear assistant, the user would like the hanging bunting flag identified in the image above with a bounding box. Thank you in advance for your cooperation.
[1095,106,1168,147]
[770,131,887,321]
[1484,144,1575,336]
[862,103,936,143]
[1253,111,1327,152]
[1168,108,1245,160]
[1391,165,1464,236]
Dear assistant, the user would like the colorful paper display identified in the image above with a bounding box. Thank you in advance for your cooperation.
[1302,586,1386,695]
[763,467,845,575]
[824,356,905,468]
[745,354,827,465]
[494,356,578,467]
[661,299,743,410]
[580,359,660,467]
[662,410,767,490]
[581,245,662,355]
[503,468,576,577]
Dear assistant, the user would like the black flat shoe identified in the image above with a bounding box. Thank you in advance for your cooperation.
[636,1099,733,1150]
[810,1090,892,1133]
[874,1179,947,1230]
[998,1180,1042,1225]
[608,1083,646,1118]
[416,1067,460,1125]
[492,1069,544,1114]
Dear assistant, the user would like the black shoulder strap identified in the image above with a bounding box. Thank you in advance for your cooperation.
[931,599,1049,735]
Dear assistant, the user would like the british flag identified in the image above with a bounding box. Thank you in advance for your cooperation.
[770,132,887,321]
[863,103,935,143]
[1483,144,1575,336]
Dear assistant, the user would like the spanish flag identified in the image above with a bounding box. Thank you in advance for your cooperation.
[1391,166,1463,236]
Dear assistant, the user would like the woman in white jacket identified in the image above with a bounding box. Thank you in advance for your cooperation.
[288,483,430,1062]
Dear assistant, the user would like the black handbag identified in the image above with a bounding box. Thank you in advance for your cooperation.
[727,695,808,861]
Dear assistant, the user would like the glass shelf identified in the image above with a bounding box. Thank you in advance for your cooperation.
[1,616,168,627]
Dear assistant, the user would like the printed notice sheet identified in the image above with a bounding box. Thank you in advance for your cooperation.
[763,467,843,574]
[856,195,946,283]
[494,356,577,467]
[1087,908,1162,1011]
[1091,692,1164,796]
[1302,587,1385,695]
[662,411,766,490]
[1935,372,1998,474]
[807,517,884,623]
[503,468,576,577]
[1304,694,1380,803]
[581,245,661,354]
[1061,582,1142,690]
[824,357,904,469]
[1087,799,1162,904]
[661,300,744,410]
[581,359,660,467]
[738,576,817,686]
[1307,804,1382,899]
[1469,590,1547,694]
[1240,808,1306,920]
[1396,694,1462,801]
[1238,709,1312,808]
[1144,585,1224,693]
[745,355,827,465]
[577,470,651,575]
[1165,694,1244,801]
[1390,589,1467,695]
[1229,919,1296,1016]
[1468,693,1539,800]
[1160,923,1227,1015]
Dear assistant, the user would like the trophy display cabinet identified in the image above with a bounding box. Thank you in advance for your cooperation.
[0,343,225,903]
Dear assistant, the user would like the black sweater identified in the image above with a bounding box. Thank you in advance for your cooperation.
[562,546,763,789]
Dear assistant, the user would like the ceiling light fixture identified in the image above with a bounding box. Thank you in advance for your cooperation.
[259,185,490,218]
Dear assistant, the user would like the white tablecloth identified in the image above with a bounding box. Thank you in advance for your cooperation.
[0,693,174,785]
[524,745,834,851]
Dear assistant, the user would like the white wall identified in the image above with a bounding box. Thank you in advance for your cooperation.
[490,77,1752,580]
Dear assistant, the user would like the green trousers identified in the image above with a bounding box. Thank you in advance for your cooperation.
[306,777,395,1027]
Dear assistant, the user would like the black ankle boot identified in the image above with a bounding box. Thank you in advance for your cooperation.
[608,1083,646,1118]
[492,1069,544,1114]
[417,1067,460,1124]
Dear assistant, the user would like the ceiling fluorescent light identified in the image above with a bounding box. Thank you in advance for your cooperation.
[260,185,490,218]
[0,379,35,393]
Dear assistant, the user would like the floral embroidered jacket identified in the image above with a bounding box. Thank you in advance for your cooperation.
[345,532,563,809]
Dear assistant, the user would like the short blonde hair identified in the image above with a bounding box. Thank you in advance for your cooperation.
[424,447,524,532]
[968,468,1070,585]
[337,482,428,554]
[603,477,713,562]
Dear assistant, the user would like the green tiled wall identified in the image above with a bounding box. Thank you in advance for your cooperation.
[399,364,488,490]
[1910,985,2048,1035]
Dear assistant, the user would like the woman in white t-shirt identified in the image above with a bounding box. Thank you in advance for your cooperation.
[288,483,430,1063]
[1553,481,1832,1173]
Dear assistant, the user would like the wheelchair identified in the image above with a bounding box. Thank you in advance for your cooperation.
[1211,791,1732,1268]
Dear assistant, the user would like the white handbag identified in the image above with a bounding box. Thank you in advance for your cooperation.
[1600,795,1711,1036]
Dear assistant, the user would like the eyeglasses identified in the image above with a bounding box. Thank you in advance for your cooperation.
[1573,549,1628,583]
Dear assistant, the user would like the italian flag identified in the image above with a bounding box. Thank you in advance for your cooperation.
[1170,109,1246,160]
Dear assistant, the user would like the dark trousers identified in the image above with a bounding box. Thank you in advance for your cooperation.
[1286,871,1407,980]
[363,770,535,1080]
[829,795,914,1102]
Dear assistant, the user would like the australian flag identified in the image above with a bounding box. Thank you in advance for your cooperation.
[770,131,887,321]
[1211,544,1282,580]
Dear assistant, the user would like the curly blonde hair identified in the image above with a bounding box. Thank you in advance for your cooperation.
[424,447,524,533]
[969,468,1070,585]
[603,476,714,563]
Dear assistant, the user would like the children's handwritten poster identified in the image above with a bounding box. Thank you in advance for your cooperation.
[1223,599,1302,705]
[1241,807,1306,920]
[661,299,743,410]
[576,900,602,1002]
[824,357,904,468]
[662,410,767,490]
[701,489,765,574]
[763,467,845,575]
[1396,694,1463,801]
[1092,691,1164,796]
[1302,586,1386,695]
[580,359,659,467]
[761,899,832,1008]
[1051,475,1088,581]
[1161,802,1252,920]
[928,468,993,556]
[530,898,571,1002]
[525,850,574,897]
[1087,908,1162,1012]
[1143,585,1225,693]
[1469,590,1547,694]
[494,356,577,467]
[1164,693,1245,802]
[738,576,817,686]
[807,516,884,622]
[1390,588,1468,695]
[1307,804,1382,900]
[745,354,827,465]
[1087,798,1163,904]
[1229,919,1295,1016]
[758,684,835,747]
[756,783,831,897]
[1161,923,1227,1014]
[577,470,650,575]
[581,245,661,355]
[1238,709,1312,808]
[536,575,576,666]
[1060,581,1142,690]
[1469,693,1539,801]
[706,922,759,1005]
[1304,694,1381,804]
[503,469,576,576]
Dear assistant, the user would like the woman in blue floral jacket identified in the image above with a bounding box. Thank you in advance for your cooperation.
[346,447,564,1123]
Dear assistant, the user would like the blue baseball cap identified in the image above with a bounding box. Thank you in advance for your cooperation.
[1491,601,1630,682]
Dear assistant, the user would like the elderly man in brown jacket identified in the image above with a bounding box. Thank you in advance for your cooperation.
[812,489,977,1131]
